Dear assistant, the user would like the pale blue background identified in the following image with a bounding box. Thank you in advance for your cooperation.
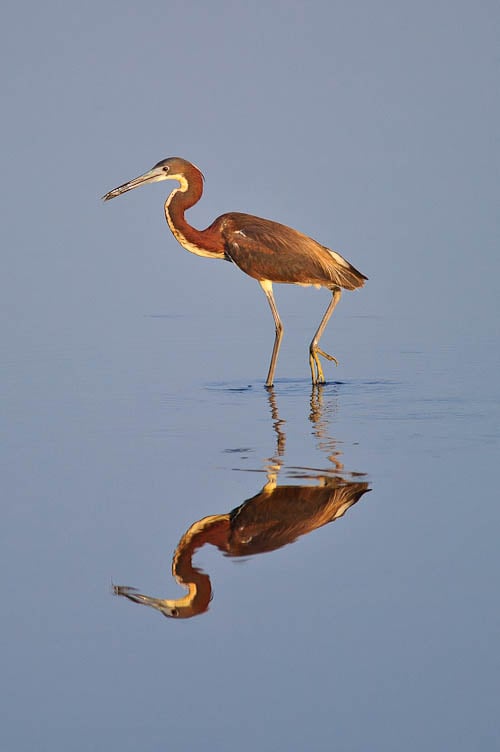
[2,1,499,750]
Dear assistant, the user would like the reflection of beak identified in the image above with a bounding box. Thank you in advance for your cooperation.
[102,165,167,201]
[113,584,163,608]
[113,584,184,618]
[114,584,150,603]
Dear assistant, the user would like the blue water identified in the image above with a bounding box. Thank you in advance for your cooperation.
[3,0,499,748]
[3,306,498,751]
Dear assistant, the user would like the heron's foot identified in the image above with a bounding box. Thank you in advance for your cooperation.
[309,347,338,384]
[316,348,338,367]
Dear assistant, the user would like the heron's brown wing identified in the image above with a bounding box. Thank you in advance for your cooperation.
[220,213,366,290]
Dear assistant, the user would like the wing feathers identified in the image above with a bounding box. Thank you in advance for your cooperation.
[220,213,367,291]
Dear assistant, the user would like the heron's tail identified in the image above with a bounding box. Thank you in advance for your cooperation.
[324,247,368,290]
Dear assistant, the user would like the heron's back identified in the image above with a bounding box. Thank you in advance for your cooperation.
[219,212,367,291]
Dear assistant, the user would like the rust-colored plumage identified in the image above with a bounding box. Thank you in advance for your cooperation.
[113,476,369,619]
[103,156,367,385]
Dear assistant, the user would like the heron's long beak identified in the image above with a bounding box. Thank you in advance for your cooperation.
[113,584,193,619]
[102,165,167,201]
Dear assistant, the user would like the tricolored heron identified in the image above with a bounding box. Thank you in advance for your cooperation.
[114,476,369,619]
[103,157,367,386]
[113,388,370,619]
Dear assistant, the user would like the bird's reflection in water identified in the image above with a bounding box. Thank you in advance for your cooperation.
[114,387,370,619]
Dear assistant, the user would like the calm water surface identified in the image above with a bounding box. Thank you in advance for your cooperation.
[3,1,499,749]
[3,312,499,751]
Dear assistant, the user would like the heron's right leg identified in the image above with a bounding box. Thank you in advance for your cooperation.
[309,287,342,384]
[259,280,283,388]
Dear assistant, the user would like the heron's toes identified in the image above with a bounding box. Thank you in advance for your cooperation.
[309,351,325,384]
[309,346,338,384]
[316,348,339,367]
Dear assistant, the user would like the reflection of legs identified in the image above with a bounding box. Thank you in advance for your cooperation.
[309,287,342,384]
[259,280,283,388]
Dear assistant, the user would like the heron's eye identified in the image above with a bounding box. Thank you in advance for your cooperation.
[170,608,178,617]
[162,166,169,173]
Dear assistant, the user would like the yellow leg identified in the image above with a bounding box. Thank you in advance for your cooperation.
[259,280,283,387]
[309,288,342,384]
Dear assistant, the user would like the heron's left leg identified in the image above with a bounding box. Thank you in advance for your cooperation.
[259,280,284,388]
[309,287,342,384]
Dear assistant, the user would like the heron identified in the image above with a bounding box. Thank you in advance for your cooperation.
[114,477,370,619]
[103,157,367,386]
[113,388,370,620]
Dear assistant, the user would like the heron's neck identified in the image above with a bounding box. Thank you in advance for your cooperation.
[164,173,225,258]
[164,514,230,617]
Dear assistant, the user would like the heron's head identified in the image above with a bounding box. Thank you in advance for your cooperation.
[102,156,202,201]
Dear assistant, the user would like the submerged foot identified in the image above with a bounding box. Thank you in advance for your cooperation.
[309,347,338,384]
